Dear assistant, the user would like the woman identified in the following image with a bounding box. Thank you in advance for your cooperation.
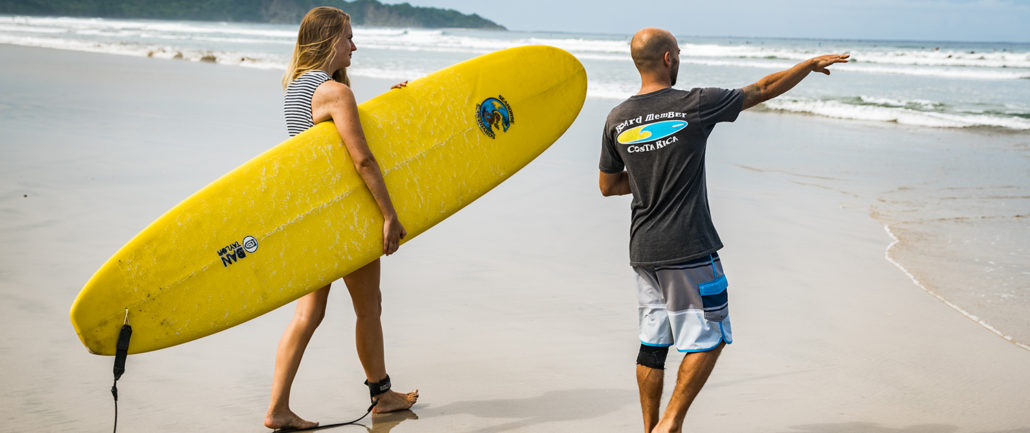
[265,7,418,430]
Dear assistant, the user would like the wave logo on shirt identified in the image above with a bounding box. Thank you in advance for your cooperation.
[617,120,688,144]
[476,96,514,139]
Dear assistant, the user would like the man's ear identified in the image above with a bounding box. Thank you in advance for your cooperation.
[663,51,672,67]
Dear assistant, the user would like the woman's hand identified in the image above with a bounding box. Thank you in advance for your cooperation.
[391,80,409,90]
[383,216,407,255]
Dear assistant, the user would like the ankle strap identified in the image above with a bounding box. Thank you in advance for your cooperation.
[364,375,391,400]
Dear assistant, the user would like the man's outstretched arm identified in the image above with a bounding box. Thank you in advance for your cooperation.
[741,54,849,110]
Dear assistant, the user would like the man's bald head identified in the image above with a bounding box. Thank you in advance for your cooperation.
[631,28,679,72]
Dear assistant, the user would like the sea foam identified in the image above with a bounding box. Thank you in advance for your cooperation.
[763,97,1030,130]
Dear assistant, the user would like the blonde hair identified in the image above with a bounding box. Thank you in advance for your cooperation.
[282,7,351,89]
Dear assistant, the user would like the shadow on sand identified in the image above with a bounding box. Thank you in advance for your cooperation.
[780,423,1030,433]
[418,388,635,433]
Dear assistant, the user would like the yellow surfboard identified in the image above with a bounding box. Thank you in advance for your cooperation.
[71,45,586,355]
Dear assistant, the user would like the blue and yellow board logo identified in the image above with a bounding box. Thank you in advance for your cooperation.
[617,120,688,144]
[476,95,514,139]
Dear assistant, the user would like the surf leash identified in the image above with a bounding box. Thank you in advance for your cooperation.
[272,402,375,432]
[111,309,132,433]
[105,309,380,433]
[273,375,391,432]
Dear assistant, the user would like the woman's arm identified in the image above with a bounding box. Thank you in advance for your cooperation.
[313,81,407,255]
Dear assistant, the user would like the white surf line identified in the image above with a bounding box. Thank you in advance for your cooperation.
[882,224,1030,352]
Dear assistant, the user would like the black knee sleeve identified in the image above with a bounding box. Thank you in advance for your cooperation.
[636,344,669,370]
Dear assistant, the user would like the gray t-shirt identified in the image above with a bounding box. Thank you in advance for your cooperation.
[599,87,744,266]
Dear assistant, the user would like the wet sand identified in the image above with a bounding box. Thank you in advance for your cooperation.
[1,44,1028,432]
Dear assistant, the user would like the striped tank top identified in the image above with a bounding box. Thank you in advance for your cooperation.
[283,70,333,137]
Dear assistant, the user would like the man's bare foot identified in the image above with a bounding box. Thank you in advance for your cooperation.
[264,409,318,431]
[650,418,681,433]
[372,389,419,413]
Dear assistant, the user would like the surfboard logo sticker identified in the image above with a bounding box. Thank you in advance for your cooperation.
[617,120,688,145]
[243,236,258,253]
[476,95,514,139]
[217,235,258,268]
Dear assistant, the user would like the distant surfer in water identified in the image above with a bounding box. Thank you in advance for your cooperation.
[598,28,846,433]
[269,6,417,430]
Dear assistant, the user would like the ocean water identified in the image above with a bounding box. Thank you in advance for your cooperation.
[2,15,1028,348]
[2,15,1029,130]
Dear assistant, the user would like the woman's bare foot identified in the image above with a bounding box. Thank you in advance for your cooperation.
[264,408,318,431]
[372,389,419,413]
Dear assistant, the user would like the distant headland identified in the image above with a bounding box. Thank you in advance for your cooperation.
[0,0,507,30]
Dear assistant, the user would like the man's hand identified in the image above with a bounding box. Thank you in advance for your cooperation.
[599,171,631,196]
[811,54,849,75]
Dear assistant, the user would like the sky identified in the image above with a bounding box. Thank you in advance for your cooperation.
[382,0,1030,43]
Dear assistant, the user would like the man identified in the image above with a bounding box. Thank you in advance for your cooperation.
[598,28,848,433]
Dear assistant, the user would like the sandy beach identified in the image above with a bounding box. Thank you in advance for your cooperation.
[2,44,1029,432]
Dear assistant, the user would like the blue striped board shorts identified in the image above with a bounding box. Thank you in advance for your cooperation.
[633,253,732,353]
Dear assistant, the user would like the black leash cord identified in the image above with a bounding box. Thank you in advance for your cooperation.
[275,375,389,432]
[106,308,372,433]
[111,310,132,433]
[273,400,376,432]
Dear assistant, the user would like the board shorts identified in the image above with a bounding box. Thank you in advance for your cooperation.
[633,253,732,353]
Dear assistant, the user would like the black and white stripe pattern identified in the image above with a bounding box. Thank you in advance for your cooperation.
[284,70,332,137]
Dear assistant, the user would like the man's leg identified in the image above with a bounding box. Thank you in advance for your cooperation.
[652,341,725,433]
[637,363,663,432]
[636,343,669,432]
[634,264,673,433]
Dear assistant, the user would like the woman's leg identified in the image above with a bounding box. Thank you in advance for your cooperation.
[264,285,331,430]
[344,259,419,413]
